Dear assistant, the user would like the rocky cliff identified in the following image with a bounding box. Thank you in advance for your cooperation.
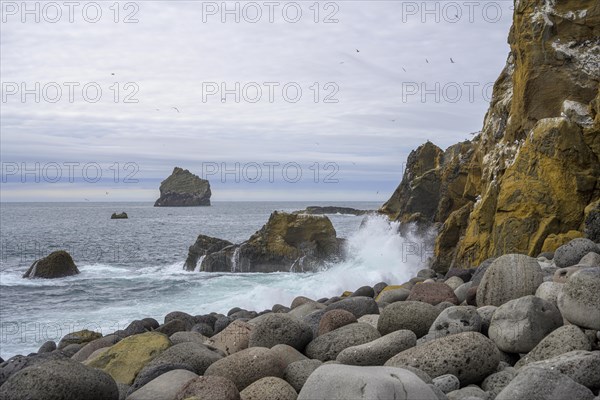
[382,0,600,271]
[154,167,211,207]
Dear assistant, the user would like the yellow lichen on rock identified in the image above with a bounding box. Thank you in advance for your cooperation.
[86,332,172,385]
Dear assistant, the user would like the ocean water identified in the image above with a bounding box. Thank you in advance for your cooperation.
[0,202,431,359]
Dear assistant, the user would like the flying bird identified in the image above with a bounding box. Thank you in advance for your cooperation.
[450,58,455,63]
[84,198,90,202]
[172,107,180,113]
[426,58,429,63]
[356,49,360,53]
[402,67,407,72]
[340,61,345,64]
[105,191,109,195]
[111,73,115,76]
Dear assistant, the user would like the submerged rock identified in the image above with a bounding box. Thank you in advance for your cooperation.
[154,167,211,207]
[22,250,79,279]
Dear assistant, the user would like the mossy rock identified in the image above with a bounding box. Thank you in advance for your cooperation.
[86,332,172,385]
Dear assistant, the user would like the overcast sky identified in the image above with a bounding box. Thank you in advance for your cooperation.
[0,0,513,202]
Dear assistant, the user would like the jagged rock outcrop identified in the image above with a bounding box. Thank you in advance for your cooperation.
[382,0,600,271]
[184,235,233,271]
[197,211,342,272]
[23,250,80,279]
[154,167,211,207]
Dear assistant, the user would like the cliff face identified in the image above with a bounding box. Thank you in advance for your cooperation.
[154,167,211,207]
[382,0,600,270]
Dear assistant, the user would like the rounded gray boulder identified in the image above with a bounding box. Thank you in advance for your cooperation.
[284,359,323,392]
[305,322,381,361]
[0,358,119,400]
[554,238,599,268]
[377,301,440,337]
[204,347,283,391]
[385,332,500,385]
[557,268,600,330]
[496,365,594,400]
[488,295,563,353]
[336,329,417,366]
[248,314,312,351]
[476,254,543,306]
[298,364,439,400]
[427,306,482,340]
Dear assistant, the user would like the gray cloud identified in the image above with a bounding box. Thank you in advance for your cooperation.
[1,0,513,201]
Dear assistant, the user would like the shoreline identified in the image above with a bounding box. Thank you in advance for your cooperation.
[1,237,599,399]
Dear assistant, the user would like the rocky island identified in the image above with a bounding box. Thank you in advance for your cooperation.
[154,167,211,207]
[22,250,80,279]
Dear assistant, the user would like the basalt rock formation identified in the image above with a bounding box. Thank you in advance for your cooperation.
[23,250,80,279]
[154,167,211,207]
[196,211,342,273]
[184,235,233,271]
[382,0,600,271]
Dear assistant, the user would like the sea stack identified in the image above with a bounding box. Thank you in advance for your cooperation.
[154,167,211,207]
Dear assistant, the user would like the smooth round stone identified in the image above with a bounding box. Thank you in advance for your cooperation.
[127,369,197,400]
[204,347,283,391]
[446,386,487,400]
[454,282,473,304]
[204,320,253,356]
[554,238,599,268]
[248,314,312,351]
[350,285,375,298]
[385,332,500,385]
[138,342,222,376]
[432,374,460,394]
[476,254,543,307]
[535,281,563,305]
[515,325,591,368]
[0,358,119,400]
[305,323,381,362]
[496,366,594,400]
[376,288,411,304]
[357,314,379,329]
[407,282,459,305]
[427,306,482,339]
[579,252,600,267]
[318,309,357,336]
[377,301,440,338]
[323,296,379,319]
[297,364,439,400]
[175,375,240,400]
[336,330,417,366]
[239,377,297,400]
[170,331,209,346]
[488,295,563,353]
[373,282,388,298]
[417,269,437,279]
[445,276,465,291]
[557,268,600,330]
[284,359,323,393]
[521,350,600,390]
[481,370,515,398]
[270,344,308,369]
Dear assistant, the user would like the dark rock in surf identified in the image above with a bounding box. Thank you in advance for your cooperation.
[184,235,233,271]
[110,212,128,219]
[22,250,79,279]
